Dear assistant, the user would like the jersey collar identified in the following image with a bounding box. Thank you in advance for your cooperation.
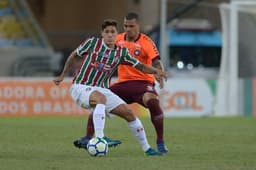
[124,33,141,42]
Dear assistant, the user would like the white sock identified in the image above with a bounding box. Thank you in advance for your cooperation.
[93,104,106,138]
[128,118,150,152]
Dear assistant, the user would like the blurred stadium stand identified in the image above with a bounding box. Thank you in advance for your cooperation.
[0,0,230,77]
[0,0,61,76]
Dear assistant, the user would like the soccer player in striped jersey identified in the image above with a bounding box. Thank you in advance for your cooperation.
[76,12,168,154]
[53,19,167,156]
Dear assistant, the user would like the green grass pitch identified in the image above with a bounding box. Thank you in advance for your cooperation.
[0,116,256,170]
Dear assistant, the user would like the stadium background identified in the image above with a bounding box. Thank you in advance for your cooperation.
[1,1,256,170]
[1,0,256,117]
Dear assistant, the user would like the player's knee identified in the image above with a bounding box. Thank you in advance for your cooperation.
[143,92,158,106]
[146,98,160,107]
[120,107,136,122]
[110,104,136,122]
[152,113,164,121]
[124,108,136,122]
[146,98,163,116]
[89,90,107,106]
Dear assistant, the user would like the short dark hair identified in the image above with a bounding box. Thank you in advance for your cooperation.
[101,19,118,30]
[125,12,139,21]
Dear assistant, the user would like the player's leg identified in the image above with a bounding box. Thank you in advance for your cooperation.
[110,81,166,154]
[70,85,106,148]
[143,92,168,153]
[111,81,168,153]
[99,88,161,155]
[86,113,94,138]
[88,90,106,138]
[73,113,94,149]
[74,115,122,149]
[74,82,131,149]
[109,102,161,156]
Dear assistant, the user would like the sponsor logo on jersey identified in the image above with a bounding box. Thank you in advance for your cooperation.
[91,62,111,72]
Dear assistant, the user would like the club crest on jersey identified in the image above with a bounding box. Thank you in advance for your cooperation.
[134,49,140,56]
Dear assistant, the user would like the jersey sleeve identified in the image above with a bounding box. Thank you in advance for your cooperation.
[122,48,140,67]
[76,37,94,57]
[144,35,160,60]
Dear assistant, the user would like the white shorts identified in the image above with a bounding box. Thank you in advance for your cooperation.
[69,84,125,113]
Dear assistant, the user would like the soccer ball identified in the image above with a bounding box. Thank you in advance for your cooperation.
[87,137,108,157]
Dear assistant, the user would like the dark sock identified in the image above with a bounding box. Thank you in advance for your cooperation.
[86,113,94,138]
[146,98,164,144]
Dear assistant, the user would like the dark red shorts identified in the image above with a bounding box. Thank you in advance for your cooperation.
[110,80,158,107]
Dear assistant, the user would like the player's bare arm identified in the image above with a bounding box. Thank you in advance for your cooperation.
[153,59,165,89]
[53,50,78,85]
[135,63,167,81]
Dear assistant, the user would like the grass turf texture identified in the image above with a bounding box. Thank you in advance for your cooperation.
[0,117,255,170]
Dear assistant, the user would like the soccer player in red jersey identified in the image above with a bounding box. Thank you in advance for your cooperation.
[75,13,168,154]
[54,19,167,156]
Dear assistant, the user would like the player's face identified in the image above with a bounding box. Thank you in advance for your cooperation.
[123,18,140,40]
[101,25,118,48]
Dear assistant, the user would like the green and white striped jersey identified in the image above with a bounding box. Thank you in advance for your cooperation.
[73,37,139,88]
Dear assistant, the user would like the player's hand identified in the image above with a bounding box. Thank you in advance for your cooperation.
[53,75,64,85]
[155,70,167,89]
[158,77,164,89]
[155,74,164,89]
[156,70,168,82]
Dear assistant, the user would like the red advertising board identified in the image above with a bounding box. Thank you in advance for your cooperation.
[0,79,87,116]
[0,78,147,117]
